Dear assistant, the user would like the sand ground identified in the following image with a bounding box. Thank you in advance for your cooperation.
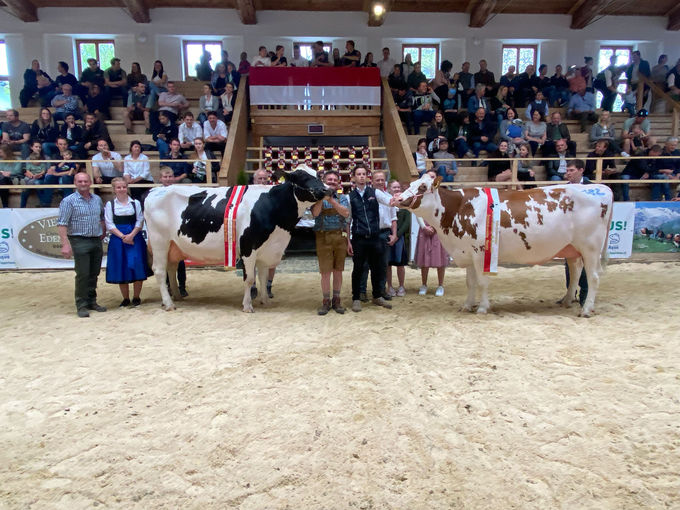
[1,262,679,509]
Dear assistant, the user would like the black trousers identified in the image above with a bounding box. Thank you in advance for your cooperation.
[565,261,588,306]
[352,235,385,300]
[69,236,103,311]
[360,229,390,295]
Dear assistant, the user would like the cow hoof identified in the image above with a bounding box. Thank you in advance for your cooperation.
[242,305,254,313]
[163,304,176,311]
[476,307,488,314]
[579,309,594,318]
[460,303,475,312]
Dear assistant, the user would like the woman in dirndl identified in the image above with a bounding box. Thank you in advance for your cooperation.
[105,177,152,307]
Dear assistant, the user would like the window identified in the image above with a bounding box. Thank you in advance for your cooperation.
[402,45,439,80]
[294,42,332,63]
[502,45,537,75]
[596,46,632,111]
[184,41,223,79]
[76,39,115,76]
[0,40,10,110]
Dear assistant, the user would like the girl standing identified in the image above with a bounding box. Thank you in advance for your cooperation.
[387,180,410,297]
[105,178,152,306]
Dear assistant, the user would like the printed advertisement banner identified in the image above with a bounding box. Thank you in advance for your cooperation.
[632,202,680,253]
[0,209,16,269]
[608,202,636,258]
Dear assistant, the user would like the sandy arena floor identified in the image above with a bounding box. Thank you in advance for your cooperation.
[1,262,679,509]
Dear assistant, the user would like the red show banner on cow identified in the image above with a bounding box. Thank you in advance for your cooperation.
[249,67,382,106]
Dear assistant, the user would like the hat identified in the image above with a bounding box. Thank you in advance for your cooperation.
[87,58,97,64]
[637,109,649,117]
[110,57,121,65]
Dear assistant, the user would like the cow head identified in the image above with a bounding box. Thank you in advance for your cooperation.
[280,164,331,204]
[396,174,442,210]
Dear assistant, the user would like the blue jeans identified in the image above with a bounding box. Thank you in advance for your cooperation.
[43,173,75,203]
[43,142,58,158]
[146,83,167,108]
[550,175,564,182]
[156,138,169,160]
[435,165,455,182]
[651,174,672,201]
[20,178,52,207]
[453,138,471,158]
[413,110,435,134]
[472,141,497,157]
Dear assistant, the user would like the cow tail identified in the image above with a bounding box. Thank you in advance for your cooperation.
[599,199,614,274]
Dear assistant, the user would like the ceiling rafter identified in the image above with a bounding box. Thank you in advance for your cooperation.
[570,0,610,29]
[120,0,149,23]
[2,0,38,22]
[667,4,680,30]
[469,0,497,28]
[235,0,256,24]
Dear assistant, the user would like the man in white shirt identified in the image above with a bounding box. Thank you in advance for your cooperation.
[289,45,309,68]
[178,112,203,151]
[377,47,396,78]
[92,139,123,184]
[203,111,228,154]
[252,46,271,67]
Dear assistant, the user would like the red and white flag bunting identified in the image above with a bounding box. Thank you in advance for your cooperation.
[249,68,382,106]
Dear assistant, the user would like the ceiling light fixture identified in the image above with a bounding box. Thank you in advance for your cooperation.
[372,3,385,17]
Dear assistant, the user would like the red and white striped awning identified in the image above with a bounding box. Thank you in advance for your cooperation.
[249,68,382,106]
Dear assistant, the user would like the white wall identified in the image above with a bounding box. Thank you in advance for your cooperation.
[1,7,679,107]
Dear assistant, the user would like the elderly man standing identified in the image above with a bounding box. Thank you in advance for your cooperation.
[57,172,107,318]
[311,170,350,315]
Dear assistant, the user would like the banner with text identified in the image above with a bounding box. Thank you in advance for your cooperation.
[608,202,636,258]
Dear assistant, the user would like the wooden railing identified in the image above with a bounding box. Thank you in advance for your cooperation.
[381,78,418,182]
[221,75,249,185]
[637,74,680,136]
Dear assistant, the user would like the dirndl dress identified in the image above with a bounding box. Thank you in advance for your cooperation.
[415,224,450,268]
[106,200,153,284]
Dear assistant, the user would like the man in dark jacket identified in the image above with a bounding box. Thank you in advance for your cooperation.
[469,108,497,156]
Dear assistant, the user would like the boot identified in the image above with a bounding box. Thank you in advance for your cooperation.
[332,296,345,314]
[317,298,331,315]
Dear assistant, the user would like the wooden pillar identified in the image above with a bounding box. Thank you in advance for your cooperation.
[595,158,603,182]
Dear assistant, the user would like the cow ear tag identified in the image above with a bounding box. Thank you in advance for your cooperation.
[277,175,286,184]
[433,176,443,189]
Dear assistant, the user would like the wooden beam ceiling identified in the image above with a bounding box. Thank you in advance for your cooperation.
[667,5,680,31]
[570,0,609,29]
[235,0,256,24]
[2,0,39,22]
[120,0,150,22]
[468,0,496,28]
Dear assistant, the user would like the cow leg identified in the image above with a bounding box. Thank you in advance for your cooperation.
[579,251,601,318]
[461,266,478,312]
[257,260,271,306]
[149,242,175,311]
[241,256,257,313]
[476,269,491,314]
[560,257,582,308]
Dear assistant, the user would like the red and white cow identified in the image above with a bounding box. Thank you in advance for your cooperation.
[144,165,329,312]
[396,174,613,316]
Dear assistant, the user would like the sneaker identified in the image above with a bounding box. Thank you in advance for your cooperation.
[119,298,131,307]
[87,303,107,312]
[418,285,427,296]
[332,296,345,314]
[372,297,392,309]
[250,285,258,300]
[179,288,189,298]
[352,300,362,312]
[381,293,392,301]
[77,308,90,318]
[621,151,630,157]
[359,292,368,303]
[317,299,331,316]
[435,286,445,297]
[387,287,397,297]
[465,151,475,158]
[132,297,141,307]
[396,286,406,297]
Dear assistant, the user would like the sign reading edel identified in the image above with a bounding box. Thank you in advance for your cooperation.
[249,68,382,107]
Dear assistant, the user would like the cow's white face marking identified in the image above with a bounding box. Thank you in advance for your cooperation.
[292,164,318,179]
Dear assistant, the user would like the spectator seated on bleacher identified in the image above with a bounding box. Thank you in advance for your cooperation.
[92,139,123,184]
[543,111,575,156]
[590,110,624,154]
[178,112,203,152]
[104,57,128,106]
[661,137,680,171]
[189,137,219,183]
[514,142,536,187]
[412,81,440,135]
[469,107,498,157]
[515,64,539,107]
[30,107,59,158]
[80,112,114,156]
[20,141,51,208]
[163,139,192,183]
[499,65,518,97]
[429,137,457,182]
[490,85,511,126]
[220,83,236,123]
[58,115,84,155]
[252,46,271,68]
[621,145,663,201]
[467,84,491,121]
[567,83,598,133]
[20,60,55,108]
[622,110,654,155]
[198,83,219,124]
[126,62,148,91]
[394,86,414,135]
[498,107,523,155]
[51,83,83,121]
[124,140,153,202]
[43,139,76,204]
[442,88,458,125]
[523,110,548,156]
[412,138,428,174]
[544,65,570,107]
[153,111,178,160]
[53,61,79,101]
[407,63,427,91]
[125,82,150,134]
[202,112,227,155]
[210,63,230,96]
[430,60,453,105]
[585,140,619,183]
[84,83,110,121]
[154,81,189,130]
[487,141,512,182]
[425,111,448,146]
[147,60,168,109]
[79,58,105,100]
[525,90,549,120]
[450,112,473,159]
[545,139,575,181]
[1,109,31,159]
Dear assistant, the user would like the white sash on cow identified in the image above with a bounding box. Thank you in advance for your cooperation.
[482,187,500,274]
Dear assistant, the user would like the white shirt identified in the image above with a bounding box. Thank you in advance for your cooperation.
[92,151,123,178]
[378,200,397,230]
[203,119,228,139]
[378,58,396,78]
[178,122,203,145]
[123,154,152,181]
[290,57,309,68]
[104,197,144,231]
[252,56,271,67]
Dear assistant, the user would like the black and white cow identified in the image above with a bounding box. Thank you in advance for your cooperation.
[144,165,329,312]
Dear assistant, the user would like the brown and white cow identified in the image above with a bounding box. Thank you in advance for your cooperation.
[396,174,613,316]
